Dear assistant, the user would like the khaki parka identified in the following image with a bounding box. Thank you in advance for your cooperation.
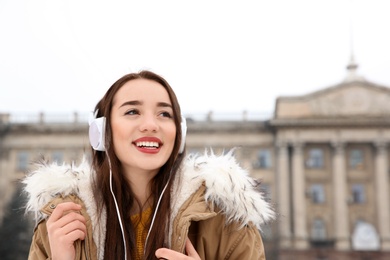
[24,152,275,260]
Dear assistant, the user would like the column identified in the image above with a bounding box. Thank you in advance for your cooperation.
[0,157,6,225]
[0,148,9,225]
[292,142,308,249]
[276,141,291,248]
[375,142,390,250]
[332,142,350,250]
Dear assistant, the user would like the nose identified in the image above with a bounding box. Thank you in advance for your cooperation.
[139,115,159,132]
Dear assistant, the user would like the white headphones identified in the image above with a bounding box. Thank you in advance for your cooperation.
[88,111,187,153]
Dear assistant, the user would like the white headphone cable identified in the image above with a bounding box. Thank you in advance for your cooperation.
[106,152,127,260]
[106,150,171,259]
[143,174,171,257]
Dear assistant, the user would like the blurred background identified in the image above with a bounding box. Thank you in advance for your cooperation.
[1,0,390,259]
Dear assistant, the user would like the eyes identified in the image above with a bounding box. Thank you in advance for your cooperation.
[124,109,173,119]
[160,111,173,118]
[124,109,138,116]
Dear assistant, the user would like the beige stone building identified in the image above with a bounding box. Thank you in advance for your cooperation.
[268,63,390,259]
[0,64,389,259]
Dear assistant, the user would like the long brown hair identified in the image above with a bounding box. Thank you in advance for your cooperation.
[91,70,186,259]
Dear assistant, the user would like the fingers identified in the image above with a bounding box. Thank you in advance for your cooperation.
[47,202,87,241]
[51,210,86,228]
[155,238,201,260]
[46,202,87,259]
[155,248,173,259]
[50,212,87,240]
[48,202,82,222]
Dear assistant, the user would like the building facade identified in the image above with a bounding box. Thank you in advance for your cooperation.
[0,67,390,259]
[269,73,390,259]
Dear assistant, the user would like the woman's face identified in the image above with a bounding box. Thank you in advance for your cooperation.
[110,78,176,178]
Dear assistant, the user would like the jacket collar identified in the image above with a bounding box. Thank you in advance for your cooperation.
[172,150,274,230]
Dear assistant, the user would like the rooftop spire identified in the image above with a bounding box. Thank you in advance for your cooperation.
[344,0,365,82]
[345,54,364,82]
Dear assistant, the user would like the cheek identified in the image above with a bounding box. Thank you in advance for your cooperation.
[169,126,178,146]
[111,121,127,146]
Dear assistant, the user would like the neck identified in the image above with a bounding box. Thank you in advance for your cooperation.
[124,168,158,212]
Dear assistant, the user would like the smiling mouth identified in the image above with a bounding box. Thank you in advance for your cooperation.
[135,141,160,149]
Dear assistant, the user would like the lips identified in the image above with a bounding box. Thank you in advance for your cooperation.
[133,137,162,151]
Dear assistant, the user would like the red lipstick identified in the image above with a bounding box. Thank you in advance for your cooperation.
[133,137,162,154]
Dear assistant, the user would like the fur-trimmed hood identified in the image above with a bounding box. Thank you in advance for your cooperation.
[24,151,274,226]
[23,151,274,251]
[171,151,274,230]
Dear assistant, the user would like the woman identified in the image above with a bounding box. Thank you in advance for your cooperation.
[23,70,275,259]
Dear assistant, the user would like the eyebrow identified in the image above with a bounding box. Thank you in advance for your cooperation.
[119,100,173,109]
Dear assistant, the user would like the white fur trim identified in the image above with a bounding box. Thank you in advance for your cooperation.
[22,158,105,260]
[171,150,275,230]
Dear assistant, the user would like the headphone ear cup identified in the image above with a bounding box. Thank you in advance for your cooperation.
[179,116,187,154]
[89,116,106,151]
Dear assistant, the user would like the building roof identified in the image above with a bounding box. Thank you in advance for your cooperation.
[274,64,390,121]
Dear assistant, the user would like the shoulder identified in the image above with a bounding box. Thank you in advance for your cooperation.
[174,150,275,229]
[22,157,94,221]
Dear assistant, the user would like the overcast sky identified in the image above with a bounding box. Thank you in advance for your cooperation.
[1,0,389,119]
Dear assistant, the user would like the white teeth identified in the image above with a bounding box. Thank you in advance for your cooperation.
[136,141,159,148]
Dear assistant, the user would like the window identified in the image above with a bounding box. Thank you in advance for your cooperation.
[17,151,29,171]
[352,184,365,204]
[311,184,325,203]
[350,149,364,170]
[311,218,327,241]
[306,148,324,168]
[52,151,64,164]
[253,149,272,169]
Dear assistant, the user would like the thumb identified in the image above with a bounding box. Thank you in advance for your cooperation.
[185,238,198,257]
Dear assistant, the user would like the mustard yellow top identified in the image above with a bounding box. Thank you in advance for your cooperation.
[130,207,152,260]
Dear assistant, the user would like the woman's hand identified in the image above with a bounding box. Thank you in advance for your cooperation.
[155,238,201,260]
[46,202,87,260]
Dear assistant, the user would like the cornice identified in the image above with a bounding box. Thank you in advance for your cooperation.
[5,123,88,134]
[187,120,270,133]
[269,117,390,128]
